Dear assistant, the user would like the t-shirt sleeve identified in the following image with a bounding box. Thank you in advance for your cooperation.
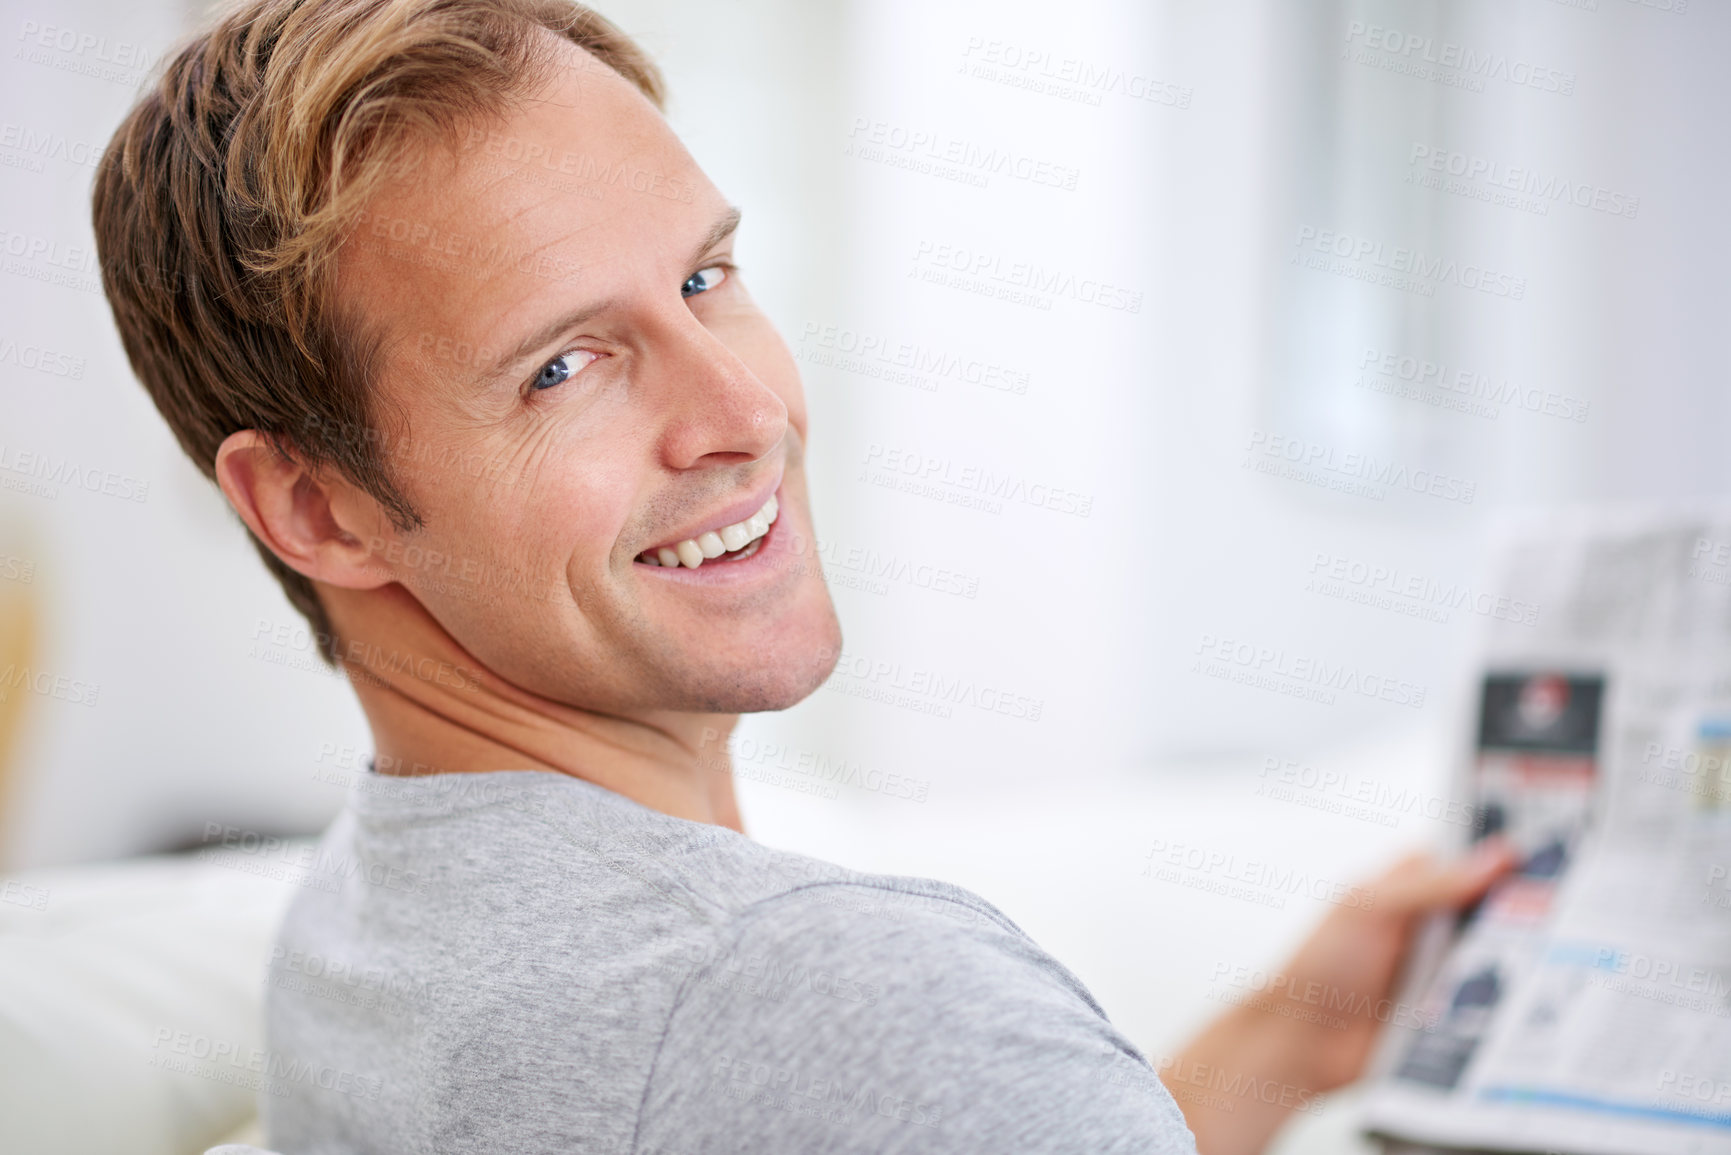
[633,882,1198,1155]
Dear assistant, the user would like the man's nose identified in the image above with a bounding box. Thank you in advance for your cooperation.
[652,314,788,469]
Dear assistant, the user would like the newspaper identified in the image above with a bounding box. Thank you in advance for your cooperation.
[1361,506,1731,1155]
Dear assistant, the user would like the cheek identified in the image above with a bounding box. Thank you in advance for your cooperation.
[419,424,633,584]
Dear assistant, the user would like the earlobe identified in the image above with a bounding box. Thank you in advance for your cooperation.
[214,430,393,591]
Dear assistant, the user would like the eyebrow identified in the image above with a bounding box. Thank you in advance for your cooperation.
[690,205,742,270]
[470,205,744,388]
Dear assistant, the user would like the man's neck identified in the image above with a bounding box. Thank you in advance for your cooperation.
[320,584,745,833]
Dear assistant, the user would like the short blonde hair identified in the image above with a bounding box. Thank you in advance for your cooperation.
[92,0,664,662]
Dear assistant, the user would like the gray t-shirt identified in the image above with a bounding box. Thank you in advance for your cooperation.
[255,768,1196,1154]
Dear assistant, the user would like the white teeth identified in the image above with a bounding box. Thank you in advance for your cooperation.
[644,492,781,570]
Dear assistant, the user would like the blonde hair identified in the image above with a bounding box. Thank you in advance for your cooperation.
[93,0,664,661]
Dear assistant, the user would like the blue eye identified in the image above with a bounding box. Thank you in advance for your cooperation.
[531,348,597,392]
[681,265,728,298]
[533,353,577,391]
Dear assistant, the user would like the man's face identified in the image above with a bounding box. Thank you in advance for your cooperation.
[335,36,840,715]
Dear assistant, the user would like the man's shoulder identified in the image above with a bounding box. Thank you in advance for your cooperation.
[293,770,1022,963]
[710,871,1064,993]
[267,775,1196,1152]
[675,868,1118,1047]
[308,768,1081,1008]
[689,844,1025,938]
[365,769,1021,935]
[637,872,1194,1155]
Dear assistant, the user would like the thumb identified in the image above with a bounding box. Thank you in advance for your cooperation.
[1370,838,1519,919]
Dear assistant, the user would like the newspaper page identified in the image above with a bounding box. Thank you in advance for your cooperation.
[1361,506,1731,1155]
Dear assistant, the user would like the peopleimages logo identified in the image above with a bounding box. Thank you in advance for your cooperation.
[0,335,85,379]
[1408,144,1639,220]
[1357,347,1589,424]
[1193,631,1428,710]
[710,1053,942,1129]
[1306,550,1539,628]
[799,322,1031,396]
[13,20,159,86]
[149,1028,384,1101]
[846,116,1081,191]
[910,240,1143,314]
[0,663,100,708]
[1243,429,1477,506]
[0,121,107,171]
[1293,227,1526,300]
[1142,839,1378,909]
[699,727,933,804]
[956,37,1192,110]
[0,224,100,276]
[862,442,1094,518]
[826,645,1045,722]
[1257,757,1478,829]
[459,127,698,204]
[1343,21,1576,96]
[0,443,150,503]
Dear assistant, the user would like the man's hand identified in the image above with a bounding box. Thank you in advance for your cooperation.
[1164,839,1518,1155]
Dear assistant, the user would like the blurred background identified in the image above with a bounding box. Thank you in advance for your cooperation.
[1,0,1725,1150]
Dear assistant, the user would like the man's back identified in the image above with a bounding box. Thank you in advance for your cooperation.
[264,769,1196,1153]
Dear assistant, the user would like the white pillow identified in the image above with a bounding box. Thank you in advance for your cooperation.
[0,846,307,1155]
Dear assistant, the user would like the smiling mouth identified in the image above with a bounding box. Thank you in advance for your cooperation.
[636,492,779,570]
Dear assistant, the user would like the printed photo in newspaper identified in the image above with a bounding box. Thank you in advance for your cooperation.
[1362,508,1731,1155]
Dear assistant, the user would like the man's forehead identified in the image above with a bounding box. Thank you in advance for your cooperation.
[336,39,713,374]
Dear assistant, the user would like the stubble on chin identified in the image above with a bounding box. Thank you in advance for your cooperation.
[626,596,843,715]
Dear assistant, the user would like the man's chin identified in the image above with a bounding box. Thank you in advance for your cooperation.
[654,611,843,715]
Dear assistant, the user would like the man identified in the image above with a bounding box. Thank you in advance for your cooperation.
[93,1,1512,1151]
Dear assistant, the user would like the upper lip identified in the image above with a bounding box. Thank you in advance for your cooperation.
[643,469,783,553]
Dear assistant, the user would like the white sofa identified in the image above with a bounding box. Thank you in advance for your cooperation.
[0,847,302,1154]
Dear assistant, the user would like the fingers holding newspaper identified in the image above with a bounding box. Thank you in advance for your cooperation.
[1166,838,1520,1155]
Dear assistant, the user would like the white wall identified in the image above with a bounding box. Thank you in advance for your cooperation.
[0,0,367,868]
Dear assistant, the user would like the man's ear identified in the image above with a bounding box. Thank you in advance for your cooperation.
[213,430,394,591]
